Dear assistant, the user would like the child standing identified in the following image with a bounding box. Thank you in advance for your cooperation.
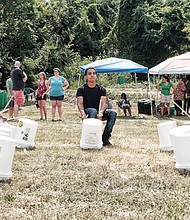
[36,72,47,120]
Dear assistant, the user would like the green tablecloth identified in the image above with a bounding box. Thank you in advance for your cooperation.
[0,90,8,110]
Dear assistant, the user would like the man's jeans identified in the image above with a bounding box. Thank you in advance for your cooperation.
[85,108,117,142]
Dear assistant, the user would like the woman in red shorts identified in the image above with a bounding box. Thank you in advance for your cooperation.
[36,72,47,120]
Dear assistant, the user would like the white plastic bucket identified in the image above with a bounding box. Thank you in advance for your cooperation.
[157,121,177,151]
[15,118,38,148]
[80,118,103,149]
[174,133,190,170]
[0,132,9,137]
[0,135,17,180]
[169,125,190,158]
[0,126,12,137]
[0,123,17,139]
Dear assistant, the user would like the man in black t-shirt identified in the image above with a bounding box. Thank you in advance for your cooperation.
[11,61,27,119]
[76,67,117,146]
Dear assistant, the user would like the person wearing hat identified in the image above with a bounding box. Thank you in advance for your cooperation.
[11,61,27,119]
[76,67,117,147]
[43,68,69,121]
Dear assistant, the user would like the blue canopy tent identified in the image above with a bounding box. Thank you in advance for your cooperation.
[80,57,148,73]
[79,57,149,87]
[79,57,153,115]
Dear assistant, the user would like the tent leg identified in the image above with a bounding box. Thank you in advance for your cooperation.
[78,73,81,88]
[147,72,153,116]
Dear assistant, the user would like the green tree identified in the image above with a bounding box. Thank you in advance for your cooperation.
[116,0,190,67]
[0,0,38,84]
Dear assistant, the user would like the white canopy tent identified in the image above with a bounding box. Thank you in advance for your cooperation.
[149,52,190,117]
[149,52,190,75]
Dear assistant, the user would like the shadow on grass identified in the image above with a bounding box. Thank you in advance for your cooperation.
[117,115,145,120]
[177,169,190,177]
[0,178,12,184]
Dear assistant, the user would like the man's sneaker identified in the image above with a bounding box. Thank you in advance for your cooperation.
[103,140,112,147]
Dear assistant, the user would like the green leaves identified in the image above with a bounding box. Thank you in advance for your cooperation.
[116,0,190,67]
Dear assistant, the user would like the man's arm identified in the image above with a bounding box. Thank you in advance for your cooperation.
[77,96,87,119]
[6,86,11,98]
[22,71,27,82]
[99,96,107,113]
[97,96,107,120]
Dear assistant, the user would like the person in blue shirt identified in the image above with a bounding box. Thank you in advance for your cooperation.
[43,68,69,121]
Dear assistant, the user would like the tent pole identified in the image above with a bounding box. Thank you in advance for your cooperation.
[75,73,82,108]
[148,72,151,97]
[147,72,153,116]
[78,73,81,88]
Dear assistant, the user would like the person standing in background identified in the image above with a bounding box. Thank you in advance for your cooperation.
[36,72,47,120]
[184,76,190,114]
[6,77,14,119]
[43,68,69,122]
[173,77,187,116]
[158,75,175,117]
[11,61,27,119]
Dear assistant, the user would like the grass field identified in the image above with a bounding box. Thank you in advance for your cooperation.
[1,87,190,220]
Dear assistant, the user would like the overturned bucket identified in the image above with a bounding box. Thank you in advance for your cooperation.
[0,126,12,138]
[80,118,103,149]
[174,133,190,170]
[169,125,190,159]
[157,121,177,151]
[15,118,38,148]
[0,136,17,180]
[0,123,17,139]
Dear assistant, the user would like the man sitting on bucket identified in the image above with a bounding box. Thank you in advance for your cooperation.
[76,67,117,147]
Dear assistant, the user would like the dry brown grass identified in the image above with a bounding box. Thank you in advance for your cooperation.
[1,89,190,220]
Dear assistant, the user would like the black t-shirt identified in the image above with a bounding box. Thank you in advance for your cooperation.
[76,83,106,110]
[11,68,26,90]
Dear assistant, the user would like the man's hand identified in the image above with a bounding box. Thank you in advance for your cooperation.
[97,110,103,120]
[80,110,88,120]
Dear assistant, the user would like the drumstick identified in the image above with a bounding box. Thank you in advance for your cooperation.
[98,99,102,114]
[173,100,190,118]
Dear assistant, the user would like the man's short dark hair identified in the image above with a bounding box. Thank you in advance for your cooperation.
[84,67,97,75]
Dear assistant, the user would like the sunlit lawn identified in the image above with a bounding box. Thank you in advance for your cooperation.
[1,88,190,220]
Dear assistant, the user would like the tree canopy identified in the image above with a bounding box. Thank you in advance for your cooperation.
[0,0,190,87]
